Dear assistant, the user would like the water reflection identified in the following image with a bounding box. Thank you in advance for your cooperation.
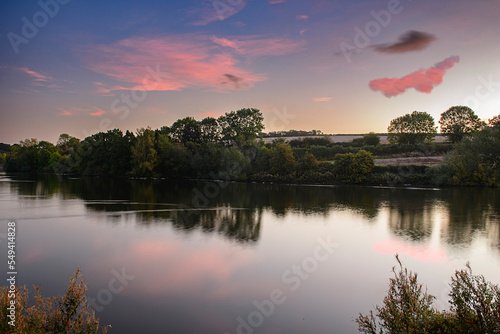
[442,188,500,248]
[383,190,438,241]
[3,174,500,248]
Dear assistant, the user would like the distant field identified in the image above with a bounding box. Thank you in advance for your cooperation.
[374,156,445,167]
[263,135,448,144]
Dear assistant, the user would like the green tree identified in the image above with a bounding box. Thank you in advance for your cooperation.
[332,150,374,183]
[443,129,500,186]
[0,143,11,155]
[131,127,158,177]
[170,117,202,145]
[6,139,38,173]
[166,144,193,178]
[200,117,221,143]
[56,133,80,156]
[4,139,57,173]
[251,145,271,174]
[439,106,484,143]
[388,111,437,145]
[489,114,500,130]
[106,129,135,176]
[297,152,318,173]
[36,141,57,171]
[363,132,380,146]
[68,130,133,176]
[218,108,264,146]
[269,141,295,175]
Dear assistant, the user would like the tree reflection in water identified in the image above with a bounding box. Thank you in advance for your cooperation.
[5,174,500,248]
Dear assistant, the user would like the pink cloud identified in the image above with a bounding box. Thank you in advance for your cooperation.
[17,67,53,83]
[3,66,56,88]
[313,97,333,102]
[81,35,271,93]
[82,35,304,94]
[210,35,307,57]
[89,107,106,117]
[193,111,222,119]
[269,0,286,3]
[93,239,255,296]
[57,106,107,117]
[296,14,309,21]
[373,239,448,264]
[92,82,115,96]
[59,108,73,116]
[369,56,460,98]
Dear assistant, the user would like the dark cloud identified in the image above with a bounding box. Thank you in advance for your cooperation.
[223,74,243,89]
[373,30,436,53]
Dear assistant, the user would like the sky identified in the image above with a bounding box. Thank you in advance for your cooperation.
[0,0,499,144]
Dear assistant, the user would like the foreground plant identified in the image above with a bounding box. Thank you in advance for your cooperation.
[0,269,109,334]
[356,255,500,334]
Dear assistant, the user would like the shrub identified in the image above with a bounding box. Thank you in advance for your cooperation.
[443,129,500,186]
[296,152,318,173]
[0,269,109,334]
[356,256,500,334]
[332,150,374,183]
[363,132,381,146]
[289,136,332,148]
[269,141,296,176]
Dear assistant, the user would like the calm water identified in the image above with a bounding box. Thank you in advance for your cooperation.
[1,173,500,333]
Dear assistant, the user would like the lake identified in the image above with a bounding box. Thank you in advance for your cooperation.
[1,173,499,333]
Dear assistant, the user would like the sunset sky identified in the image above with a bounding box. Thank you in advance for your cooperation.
[1,0,499,144]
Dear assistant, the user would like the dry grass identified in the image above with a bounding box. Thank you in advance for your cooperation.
[374,156,445,167]
[0,269,109,334]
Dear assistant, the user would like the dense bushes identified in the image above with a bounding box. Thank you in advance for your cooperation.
[292,143,452,162]
[0,269,109,334]
[289,136,332,148]
[331,150,374,183]
[442,129,500,186]
[356,256,500,334]
[5,139,59,173]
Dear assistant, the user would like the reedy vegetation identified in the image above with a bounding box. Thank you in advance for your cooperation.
[0,269,109,334]
[357,256,500,334]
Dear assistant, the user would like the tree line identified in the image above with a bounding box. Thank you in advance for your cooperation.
[387,105,498,145]
[2,106,500,186]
